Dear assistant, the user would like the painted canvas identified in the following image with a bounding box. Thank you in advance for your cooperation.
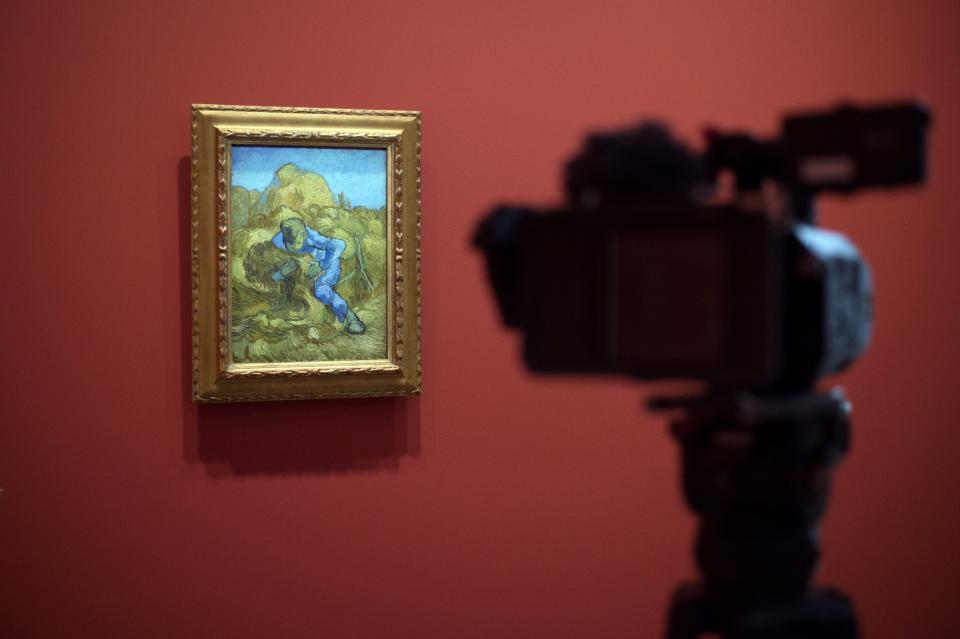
[192,105,420,402]
[229,145,388,364]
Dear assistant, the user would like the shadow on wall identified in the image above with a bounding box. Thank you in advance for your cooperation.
[176,156,420,477]
[185,397,420,476]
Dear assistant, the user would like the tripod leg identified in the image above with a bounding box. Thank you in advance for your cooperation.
[665,583,710,639]
[727,588,859,639]
[666,584,859,639]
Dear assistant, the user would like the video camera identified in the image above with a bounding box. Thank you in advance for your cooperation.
[474,102,929,392]
[474,101,931,638]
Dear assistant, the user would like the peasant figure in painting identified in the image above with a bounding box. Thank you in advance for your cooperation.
[229,145,388,364]
[271,217,366,335]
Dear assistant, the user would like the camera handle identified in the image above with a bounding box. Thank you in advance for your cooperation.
[649,388,860,639]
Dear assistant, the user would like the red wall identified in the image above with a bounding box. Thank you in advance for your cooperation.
[2,1,958,637]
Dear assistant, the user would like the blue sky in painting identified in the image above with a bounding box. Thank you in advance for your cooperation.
[231,146,387,209]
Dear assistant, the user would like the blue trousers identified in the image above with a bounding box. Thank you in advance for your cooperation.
[313,245,349,322]
[314,282,348,323]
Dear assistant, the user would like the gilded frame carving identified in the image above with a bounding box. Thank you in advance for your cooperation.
[191,105,421,402]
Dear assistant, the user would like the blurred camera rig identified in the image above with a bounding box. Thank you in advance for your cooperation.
[474,101,930,639]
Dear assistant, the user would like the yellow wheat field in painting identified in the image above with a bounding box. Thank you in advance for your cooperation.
[229,146,388,364]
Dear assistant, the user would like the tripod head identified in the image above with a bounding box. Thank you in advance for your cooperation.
[650,389,857,638]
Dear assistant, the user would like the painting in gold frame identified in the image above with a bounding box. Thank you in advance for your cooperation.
[191,105,421,402]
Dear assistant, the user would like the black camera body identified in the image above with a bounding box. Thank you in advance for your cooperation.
[475,102,928,393]
[499,204,871,391]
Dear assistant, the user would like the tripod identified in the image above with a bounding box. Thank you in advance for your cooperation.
[651,388,860,639]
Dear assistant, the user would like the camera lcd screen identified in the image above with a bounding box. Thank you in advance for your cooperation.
[608,233,729,373]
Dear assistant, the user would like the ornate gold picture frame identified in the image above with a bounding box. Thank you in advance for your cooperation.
[191,105,421,402]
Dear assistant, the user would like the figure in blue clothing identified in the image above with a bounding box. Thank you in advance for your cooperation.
[272,217,366,335]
